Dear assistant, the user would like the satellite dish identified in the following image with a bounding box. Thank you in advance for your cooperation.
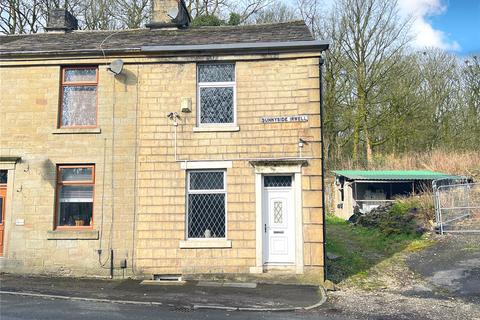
[167,7,179,20]
[108,59,124,75]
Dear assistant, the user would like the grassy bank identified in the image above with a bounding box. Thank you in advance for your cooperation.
[326,215,434,288]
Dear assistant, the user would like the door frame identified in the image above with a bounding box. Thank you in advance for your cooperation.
[262,179,295,265]
[250,162,304,274]
[0,159,18,258]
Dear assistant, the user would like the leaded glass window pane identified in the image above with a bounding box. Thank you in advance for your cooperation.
[264,176,292,187]
[61,86,97,126]
[187,171,226,239]
[200,87,234,124]
[0,170,7,184]
[190,171,224,190]
[198,64,235,83]
[274,201,283,224]
[64,69,97,82]
[188,193,225,238]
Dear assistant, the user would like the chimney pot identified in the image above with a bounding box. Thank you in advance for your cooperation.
[45,9,78,33]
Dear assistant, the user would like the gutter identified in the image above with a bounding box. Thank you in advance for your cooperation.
[141,40,330,53]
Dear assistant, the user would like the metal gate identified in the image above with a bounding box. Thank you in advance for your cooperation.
[434,181,480,234]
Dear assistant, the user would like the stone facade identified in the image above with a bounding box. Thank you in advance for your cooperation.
[0,52,325,283]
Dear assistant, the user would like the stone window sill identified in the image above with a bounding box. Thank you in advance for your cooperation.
[52,128,102,135]
[179,239,232,249]
[193,126,239,133]
[47,230,99,240]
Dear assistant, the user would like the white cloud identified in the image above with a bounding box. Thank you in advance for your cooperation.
[397,0,461,51]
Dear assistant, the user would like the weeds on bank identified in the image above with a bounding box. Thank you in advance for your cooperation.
[326,215,434,288]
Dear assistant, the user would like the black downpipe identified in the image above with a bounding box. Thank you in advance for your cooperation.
[110,249,114,279]
[319,54,327,282]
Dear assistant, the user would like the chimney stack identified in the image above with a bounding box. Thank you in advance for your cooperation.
[147,0,191,29]
[45,9,78,33]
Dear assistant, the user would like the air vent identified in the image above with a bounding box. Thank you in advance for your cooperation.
[140,274,185,286]
[153,274,182,282]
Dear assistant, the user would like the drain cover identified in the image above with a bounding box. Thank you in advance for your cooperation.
[172,306,194,313]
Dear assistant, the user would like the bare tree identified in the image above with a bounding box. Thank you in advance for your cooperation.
[300,0,412,164]
[114,0,150,29]
[0,0,146,33]
[80,0,117,30]
[252,2,298,24]
[0,0,41,34]
[0,1,21,34]
[230,0,274,23]
[0,0,101,33]
[185,0,273,23]
[184,0,227,17]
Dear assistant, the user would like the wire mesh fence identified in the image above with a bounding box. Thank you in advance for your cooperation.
[434,182,480,234]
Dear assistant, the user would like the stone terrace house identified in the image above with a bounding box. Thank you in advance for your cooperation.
[0,0,329,283]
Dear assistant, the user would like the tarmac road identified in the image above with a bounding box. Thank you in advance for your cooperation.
[0,293,354,320]
[407,234,480,305]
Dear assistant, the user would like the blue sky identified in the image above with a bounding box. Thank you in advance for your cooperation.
[397,0,480,55]
[290,0,479,56]
[427,0,480,55]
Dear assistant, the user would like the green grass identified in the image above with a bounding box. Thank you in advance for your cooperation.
[325,215,433,285]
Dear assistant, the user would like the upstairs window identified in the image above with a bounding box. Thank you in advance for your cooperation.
[60,67,98,128]
[197,63,236,125]
[56,165,95,228]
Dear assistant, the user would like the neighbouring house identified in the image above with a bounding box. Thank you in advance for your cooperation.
[0,0,329,283]
[333,170,463,220]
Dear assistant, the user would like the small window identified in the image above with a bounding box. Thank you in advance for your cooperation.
[187,170,226,239]
[264,176,292,188]
[60,67,98,128]
[197,63,236,125]
[0,170,7,184]
[56,165,95,228]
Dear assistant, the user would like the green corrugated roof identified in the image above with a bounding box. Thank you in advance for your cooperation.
[332,170,461,181]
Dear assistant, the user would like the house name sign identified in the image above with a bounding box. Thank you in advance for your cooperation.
[261,115,309,124]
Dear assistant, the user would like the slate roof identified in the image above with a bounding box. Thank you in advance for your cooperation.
[0,20,316,57]
[333,170,463,181]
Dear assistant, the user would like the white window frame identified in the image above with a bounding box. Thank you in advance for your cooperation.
[197,63,237,127]
[186,170,228,240]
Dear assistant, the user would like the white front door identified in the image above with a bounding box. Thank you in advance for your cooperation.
[262,175,295,264]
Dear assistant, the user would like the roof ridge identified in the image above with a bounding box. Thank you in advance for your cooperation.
[192,20,306,30]
[1,20,308,38]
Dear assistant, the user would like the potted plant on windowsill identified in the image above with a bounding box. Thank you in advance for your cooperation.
[74,214,84,227]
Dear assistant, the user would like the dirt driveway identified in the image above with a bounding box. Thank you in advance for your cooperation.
[407,234,480,304]
[324,233,480,320]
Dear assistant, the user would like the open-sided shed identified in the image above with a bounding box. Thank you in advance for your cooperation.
[332,170,462,220]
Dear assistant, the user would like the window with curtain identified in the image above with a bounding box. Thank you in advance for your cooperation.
[56,165,95,228]
[60,67,98,127]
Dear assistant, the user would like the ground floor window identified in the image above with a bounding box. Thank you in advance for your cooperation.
[187,170,226,238]
[56,165,95,228]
